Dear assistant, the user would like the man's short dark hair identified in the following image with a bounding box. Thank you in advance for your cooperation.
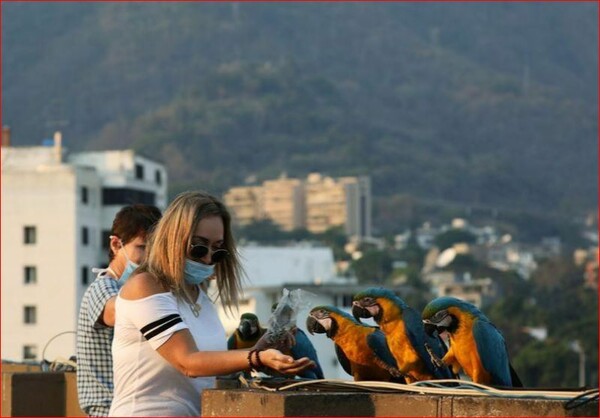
[109,204,162,261]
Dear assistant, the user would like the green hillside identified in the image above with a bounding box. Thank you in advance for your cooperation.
[3,2,597,227]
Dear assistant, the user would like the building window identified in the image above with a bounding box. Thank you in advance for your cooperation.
[24,266,37,284]
[102,187,156,205]
[135,163,144,180]
[82,227,89,246]
[334,294,354,307]
[24,226,36,244]
[23,345,37,360]
[155,169,162,185]
[81,186,89,204]
[81,266,89,285]
[24,306,37,324]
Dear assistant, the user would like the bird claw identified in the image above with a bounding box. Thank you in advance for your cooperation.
[425,343,444,369]
[387,366,405,378]
[373,356,405,379]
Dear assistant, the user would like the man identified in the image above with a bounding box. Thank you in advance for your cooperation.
[76,204,161,416]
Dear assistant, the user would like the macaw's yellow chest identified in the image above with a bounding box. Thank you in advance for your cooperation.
[334,327,375,365]
[384,321,434,382]
[386,322,420,368]
[332,324,398,382]
[376,300,434,382]
[448,314,492,384]
[376,303,417,364]
[235,334,259,350]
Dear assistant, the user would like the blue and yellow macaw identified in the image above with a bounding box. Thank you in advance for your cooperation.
[271,303,324,379]
[290,327,325,379]
[421,296,522,387]
[307,305,405,382]
[352,287,454,383]
[227,313,267,350]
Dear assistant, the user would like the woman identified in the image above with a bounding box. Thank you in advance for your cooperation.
[109,191,314,416]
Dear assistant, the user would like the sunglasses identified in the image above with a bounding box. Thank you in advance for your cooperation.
[189,243,229,264]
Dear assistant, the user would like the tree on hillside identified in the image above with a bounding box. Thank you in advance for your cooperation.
[351,249,393,284]
[434,229,477,251]
[236,219,286,243]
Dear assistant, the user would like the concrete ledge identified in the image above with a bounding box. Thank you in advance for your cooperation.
[202,389,598,417]
[2,372,65,416]
[1,371,85,417]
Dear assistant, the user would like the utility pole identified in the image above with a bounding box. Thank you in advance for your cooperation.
[570,340,586,387]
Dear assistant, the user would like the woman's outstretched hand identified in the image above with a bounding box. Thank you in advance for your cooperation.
[259,349,315,376]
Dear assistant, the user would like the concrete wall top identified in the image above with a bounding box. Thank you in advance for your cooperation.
[202,388,599,417]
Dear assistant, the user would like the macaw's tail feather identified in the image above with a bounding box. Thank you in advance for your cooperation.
[509,364,523,387]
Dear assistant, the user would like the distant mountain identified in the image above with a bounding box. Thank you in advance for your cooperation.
[3,2,597,226]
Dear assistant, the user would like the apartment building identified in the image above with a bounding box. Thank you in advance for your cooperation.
[224,173,371,238]
[223,186,262,226]
[305,173,371,237]
[1,130,167,361]
[262,177,304,231]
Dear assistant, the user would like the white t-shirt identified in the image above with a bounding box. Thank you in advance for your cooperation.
[109,288,227,416]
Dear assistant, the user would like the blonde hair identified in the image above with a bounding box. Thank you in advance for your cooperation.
[142,191,243,310]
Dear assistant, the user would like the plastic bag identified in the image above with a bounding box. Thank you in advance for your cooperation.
[265,288,315,347]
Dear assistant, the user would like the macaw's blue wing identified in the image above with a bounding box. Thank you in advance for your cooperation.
[366,329,398,370]
[404,306,454,379]
[291,329,324,379]
[227,332,237,350]
[334,343,353,376]
[509,363,523,387]
[367,329,406,384]
[472,319,513,387]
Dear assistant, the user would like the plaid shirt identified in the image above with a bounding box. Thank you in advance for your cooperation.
[76,273,119,416]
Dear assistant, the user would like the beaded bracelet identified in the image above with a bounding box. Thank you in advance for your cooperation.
[254,350,265,369]
[247,349,265,371]
[246,350,256,371]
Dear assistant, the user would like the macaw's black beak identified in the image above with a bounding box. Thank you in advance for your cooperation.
[423,322,438,337]
[240,320,252,337]
[306,315,326,335]
[352,302,372,321]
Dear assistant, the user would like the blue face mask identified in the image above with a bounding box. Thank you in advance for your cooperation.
[117,260,138,287]
[184,259,215,285]
[117,240,139,288]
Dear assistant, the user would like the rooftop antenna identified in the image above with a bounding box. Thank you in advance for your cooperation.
[53,131,63,163]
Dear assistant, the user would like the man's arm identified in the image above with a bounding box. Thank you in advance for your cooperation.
[100,296,117,327]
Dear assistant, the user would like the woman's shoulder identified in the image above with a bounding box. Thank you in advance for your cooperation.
[119,271,171,301]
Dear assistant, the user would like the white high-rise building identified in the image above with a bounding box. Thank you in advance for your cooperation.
[1,131,168,362]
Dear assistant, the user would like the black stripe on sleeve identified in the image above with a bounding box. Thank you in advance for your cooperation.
[140,313,180,334]
[143,317,183,340]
